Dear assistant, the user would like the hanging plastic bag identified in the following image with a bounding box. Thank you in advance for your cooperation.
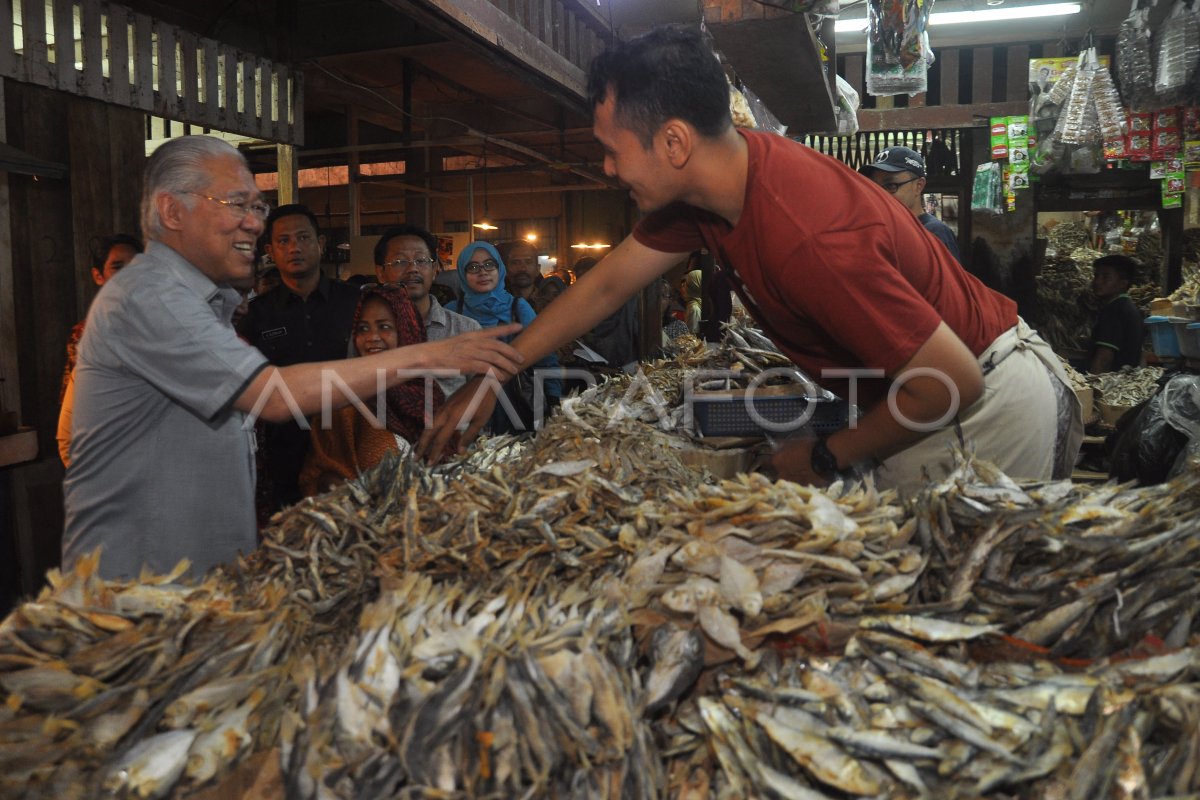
[1092,66,1128,157]
[970,162,1004,214]
[1154,0,1200,105]
[1160,374,1200,477]
[777,0,840,15]
[1055,50,1099,145]
[1117,4,1155,108]
[743,84,787,136]
[835,75,861,134]
[865,0,934,96]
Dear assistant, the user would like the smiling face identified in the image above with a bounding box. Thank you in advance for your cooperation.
[93,243,139,286]
[464,248,499,293]
[353,297,400,355]
[163,155,264,284]
[266,213,323,286]
[378,234,436,304]
[593,91,677,213]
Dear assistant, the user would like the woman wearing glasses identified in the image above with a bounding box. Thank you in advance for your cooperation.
[299,284,443,496]
[455,241,561,433]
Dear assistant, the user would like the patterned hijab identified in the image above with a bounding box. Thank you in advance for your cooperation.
[456,241,516,327]
[352,285,444,445]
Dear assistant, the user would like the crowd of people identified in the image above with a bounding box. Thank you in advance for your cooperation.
[61,24,1153,583]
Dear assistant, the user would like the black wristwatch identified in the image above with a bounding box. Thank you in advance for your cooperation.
[810,437,842,481]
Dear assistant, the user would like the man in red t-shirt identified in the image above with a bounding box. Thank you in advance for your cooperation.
[420,27,1082,492]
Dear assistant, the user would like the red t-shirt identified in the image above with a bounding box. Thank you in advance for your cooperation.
[634,129,1016,408]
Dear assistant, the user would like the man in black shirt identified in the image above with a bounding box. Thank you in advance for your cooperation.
[861,147,962,265]
[237,204,360,507]
[1087,254,1144,373]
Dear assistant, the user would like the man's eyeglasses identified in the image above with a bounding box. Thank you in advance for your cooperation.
[464,259,499,274]
[383,257,436,270]
[358,282,403,291]
[880,176,921,194]
[184,192,271,220]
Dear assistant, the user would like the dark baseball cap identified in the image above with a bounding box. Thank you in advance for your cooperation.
[861,146,925,178]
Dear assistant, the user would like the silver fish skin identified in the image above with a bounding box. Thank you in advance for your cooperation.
[103,729,199,800]
[643,624,704,714]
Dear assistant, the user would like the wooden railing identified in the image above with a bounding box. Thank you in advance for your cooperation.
[3,0,302,144]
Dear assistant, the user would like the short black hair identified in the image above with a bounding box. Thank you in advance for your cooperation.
[264,204,321,241]
[93,233,143,268]
[374,224,439,267]
[587,25,732,148]
[1093,254,1137,284]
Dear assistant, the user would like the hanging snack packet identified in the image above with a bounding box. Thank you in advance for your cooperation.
[1154,0,1200,105]
[1116,5,1154,108]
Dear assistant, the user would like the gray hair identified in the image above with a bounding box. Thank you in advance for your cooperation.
[140,136,248,241]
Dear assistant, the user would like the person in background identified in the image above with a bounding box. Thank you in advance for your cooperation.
[660,278,690,352]
[374,224,482,396]
[61,234,143,402]
[57,234,144,467]
[683,269,703,334]
[237,204,361,510]
[534,274,567,313]
[420,26,1080,495]
[299,285,444,496]
[861,147,962,265]
[64,135,522,580]
[1087,254,1144,373]
[456,242,561,431]
[575,255,641,370]
[501,240,542,304]
[255,265,281,297]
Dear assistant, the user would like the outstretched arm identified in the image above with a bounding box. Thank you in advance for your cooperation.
[417,236,687,460]
[769,321,984,484]
[233,324,524,422]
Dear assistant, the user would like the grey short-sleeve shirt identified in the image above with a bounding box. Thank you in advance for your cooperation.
[62,241,269,580]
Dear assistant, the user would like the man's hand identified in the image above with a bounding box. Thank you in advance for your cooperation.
[417,376,497,463]
[762,438,829,487]
[409,323,524,380]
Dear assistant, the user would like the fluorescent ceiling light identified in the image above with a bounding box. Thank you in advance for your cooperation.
[834,2,1080,32]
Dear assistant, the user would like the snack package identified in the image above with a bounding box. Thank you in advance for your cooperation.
[1154,0,1200,105]
[991,118,1009,159]
[1128,111,1154,161]
[971,161,1005,214]
[1117,5,1154,109]
[1152,108,1183,160]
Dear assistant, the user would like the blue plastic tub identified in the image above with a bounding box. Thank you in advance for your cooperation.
[1145,316,1181,358]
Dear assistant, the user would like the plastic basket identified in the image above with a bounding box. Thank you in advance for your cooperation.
[692,392,852,437]
[1146,316,1181,358]
[1183,323,1200,360]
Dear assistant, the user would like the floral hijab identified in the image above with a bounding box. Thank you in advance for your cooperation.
[352,285,444,444]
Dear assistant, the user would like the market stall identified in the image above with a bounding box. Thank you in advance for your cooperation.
[3,327,1200,799]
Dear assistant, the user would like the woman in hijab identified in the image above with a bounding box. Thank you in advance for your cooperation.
[299,285,443,496]
[455,241,561,432]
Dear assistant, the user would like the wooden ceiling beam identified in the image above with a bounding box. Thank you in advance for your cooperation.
[856,101,1029,132]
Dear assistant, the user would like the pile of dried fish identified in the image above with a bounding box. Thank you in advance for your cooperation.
[225,415,702,645]
[912,452,1200,658]
[624,473,912,687]
[282,573,661,799]
[679,620,1200,798]
[1046,221,1091,254]
[1169,258,1200,305]
[1033,253,1097,352]
[0,554,298,800]
[1086,364,1163,406]
[1058,357,1089,391]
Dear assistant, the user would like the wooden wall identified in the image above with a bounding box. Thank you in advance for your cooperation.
[0,80,143,611]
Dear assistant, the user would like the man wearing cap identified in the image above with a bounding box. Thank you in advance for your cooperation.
[861,146,962,264]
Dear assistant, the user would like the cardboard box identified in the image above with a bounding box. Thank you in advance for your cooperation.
[1074,387,1095,425]
[677,445,756,479]
[1096,401,1134,427]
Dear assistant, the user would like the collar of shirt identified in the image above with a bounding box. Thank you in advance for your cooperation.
[266,272,335,309]
[426,295,449,329]
[146,240,242,324]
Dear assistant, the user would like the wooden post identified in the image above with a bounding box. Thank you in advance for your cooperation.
[0,80,18,421]
[347,106,360,237]
[276,143,298,206]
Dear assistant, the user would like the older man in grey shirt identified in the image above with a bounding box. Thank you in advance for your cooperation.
[63,137,523,580]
